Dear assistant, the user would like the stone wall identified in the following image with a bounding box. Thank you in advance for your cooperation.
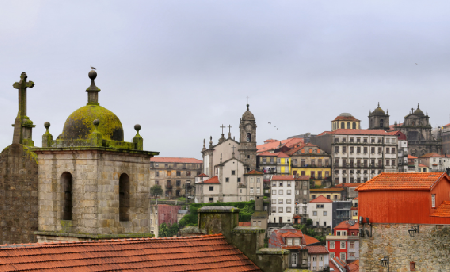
[0,144,38,245]
[360,223,450,271]
[36,149,153,238]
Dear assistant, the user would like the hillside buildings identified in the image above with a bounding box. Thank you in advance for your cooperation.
[326,220,359,263]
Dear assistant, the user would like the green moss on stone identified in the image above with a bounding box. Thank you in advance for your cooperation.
[22,145,38,164]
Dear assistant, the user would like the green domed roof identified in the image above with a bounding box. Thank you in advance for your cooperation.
[62,105,124,141]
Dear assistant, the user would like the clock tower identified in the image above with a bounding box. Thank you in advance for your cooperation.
[239,104,257,172]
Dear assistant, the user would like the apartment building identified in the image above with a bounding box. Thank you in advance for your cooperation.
[312,129,398,184]
[269,175,296,224]
[150,157,203,198]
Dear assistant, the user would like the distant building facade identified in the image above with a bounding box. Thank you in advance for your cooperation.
[368,103,390,130]
[150,157,202,198]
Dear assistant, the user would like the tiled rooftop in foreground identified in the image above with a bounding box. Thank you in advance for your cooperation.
[0,234,261,272]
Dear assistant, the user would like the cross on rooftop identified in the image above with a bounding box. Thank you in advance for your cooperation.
[220,124,225,134]
[228,124,232,133]
[13,72,34,118]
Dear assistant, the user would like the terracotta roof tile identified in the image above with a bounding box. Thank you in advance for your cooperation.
[277,152,289,158]
[356,172,447,192]
[244,170,263,175]
[334,220,359,230]
[420,153,442,158]
[281,232,303,238]
[295,176,310,181]
[239,222,252,226]
[348,260,360,272]
[257,152,279,157]
[306,245,328,254]
[197,173,208,177]
[309,195,333,203]
[0,234,261,271]
[408,155,418,159]
[150,157,202,163]
[257,138,304,153]
[271,175,295,181]
[431,201,450,218]
[303,235,320,245]
[203,176,220,184]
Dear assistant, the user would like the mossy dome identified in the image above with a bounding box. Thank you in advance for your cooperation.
[60,69,124,142]
[62,105,124,141]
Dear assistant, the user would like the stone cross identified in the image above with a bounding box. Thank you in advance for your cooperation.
[231,145,236,153]
[228,125,232,133]
[220,124,225,134]
[12,72,34,145]
[13,72,34,118]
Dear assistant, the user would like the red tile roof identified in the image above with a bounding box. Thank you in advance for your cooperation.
[408,155,418,159]
[306,245,328,254]
[387,130,407,140]
[356,172,448,192]
[332,115,360,122]
[277,152,289,158]
[309,195,333,203]
[420,153,442,158]
[281,232,303,238]
[303,235,320,245]
[293,214,301,219]
[197,173,208,177]
[419,164,428,168]
[335,183,363,188]
[431,201,450,218]
[0,234,261,271]
[245,170,263,175]
[331,257,347,268]
[271,175,295,181]
[348,260,360,272]
[257,152,279,157]
[203,176,220,184]
[257,138,304,153]
[295,176,310,181]
[239,222,252,226]
[334,220,359,230]
[150,157,202,163]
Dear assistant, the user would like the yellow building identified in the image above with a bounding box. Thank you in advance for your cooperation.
[331,113,361,131]
[310,188,345,201]
[287,143,331,187]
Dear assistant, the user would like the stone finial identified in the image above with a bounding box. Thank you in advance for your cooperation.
[209,136,213,148]
[133,124,144,150]
[378,102,380,107]
[44,122,50,134]
[86,68,100,105]
[93,119,100,128]
[417,103,420,109]
[247,104,249,111]
[91,119,102,146]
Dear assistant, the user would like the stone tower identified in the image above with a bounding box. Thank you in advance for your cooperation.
[239,104,257,172]
[368,102,390,130]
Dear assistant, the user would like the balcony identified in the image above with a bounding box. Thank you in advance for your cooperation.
[166,184,173,189]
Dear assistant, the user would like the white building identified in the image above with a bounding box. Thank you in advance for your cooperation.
[269,176,296,224]
[307,195,333,228]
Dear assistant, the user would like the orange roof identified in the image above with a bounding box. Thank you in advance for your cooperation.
[334,220,359,230]
[257,152,279,157]
[271,175,295,181]
[303,235,320,245]
[295,176,310,181]
[356,172,447,192]
[281,232,303,238]
[285,143,319,156]
[420,153,442,158]
[408,155,418,159]
[431,201,450,218]
[335,183,363,188]
[310,188,344,192]
[257,138,303,153]
[332,115,360,122]
[150,157,202,163]
[239,222,252,226]
[328,129,393,135]
[309,195,333,203]
[293,214,301,219]
[348,260,360,272]
[203,176,220,184]
[419,164,428,168]
[245,170,263,175]
[277,152,289,158]
[197,173,208,177]
[0,234,260,271]
[306,245,328,254]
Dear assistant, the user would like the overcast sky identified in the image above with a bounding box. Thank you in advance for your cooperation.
[1,1,450,159]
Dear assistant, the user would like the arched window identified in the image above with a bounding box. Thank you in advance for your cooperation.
[347,122,350,129]
[352,122,356,129]
[62,172,73,220]
[340,122,344,129]
[119,173,130,222]
[247,133,251,142]
[380,119,384,128]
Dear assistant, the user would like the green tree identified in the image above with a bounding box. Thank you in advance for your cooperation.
[150,184,163,197]
[159,222,169,237]
[168,222,179,237]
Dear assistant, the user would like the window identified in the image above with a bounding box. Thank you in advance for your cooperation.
[287,190,292,195]
[386,160,390,166]
[272,199,276,204]
[209,186,213,191]
[286,207,292,213]
[335,146,339,153]
[167,170,171,176]
[337,231,340,236]
[287,238,293,245]
[364,147,368,154]
[341,241,346,249]
[279,182,283,187]
[176,171,181,176]
[62,172,73,220]
[232,170,236,175]
[340,252,346,261]
[119,173,130,222]
[272,182,276,187]
[343,146,347,153]
[313,211,317,216]
[350,241,354,249]
[209,197,213,203]
[186,171,191,176]
[257,178,260,183]
[350,146,354,154]
[278,207,283,213]
[278,190,283,195]
[378,147,382,154]
[272,190,276,195]
[278,199,283,204]
[176,180,181,186]
[432,194,436,208]
[392,147,396,153]
[371,147,375,154]
[323,211,327,216]
[329,241,335,249]
[272,206,276,213]
[330,252,335,258]
[156,171,159,177]
[286,199,292,204]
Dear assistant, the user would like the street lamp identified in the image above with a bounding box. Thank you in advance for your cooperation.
[408,225,419,237]
[381,256,389,272]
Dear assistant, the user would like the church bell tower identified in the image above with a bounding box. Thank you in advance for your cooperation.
[239,104,257,172]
